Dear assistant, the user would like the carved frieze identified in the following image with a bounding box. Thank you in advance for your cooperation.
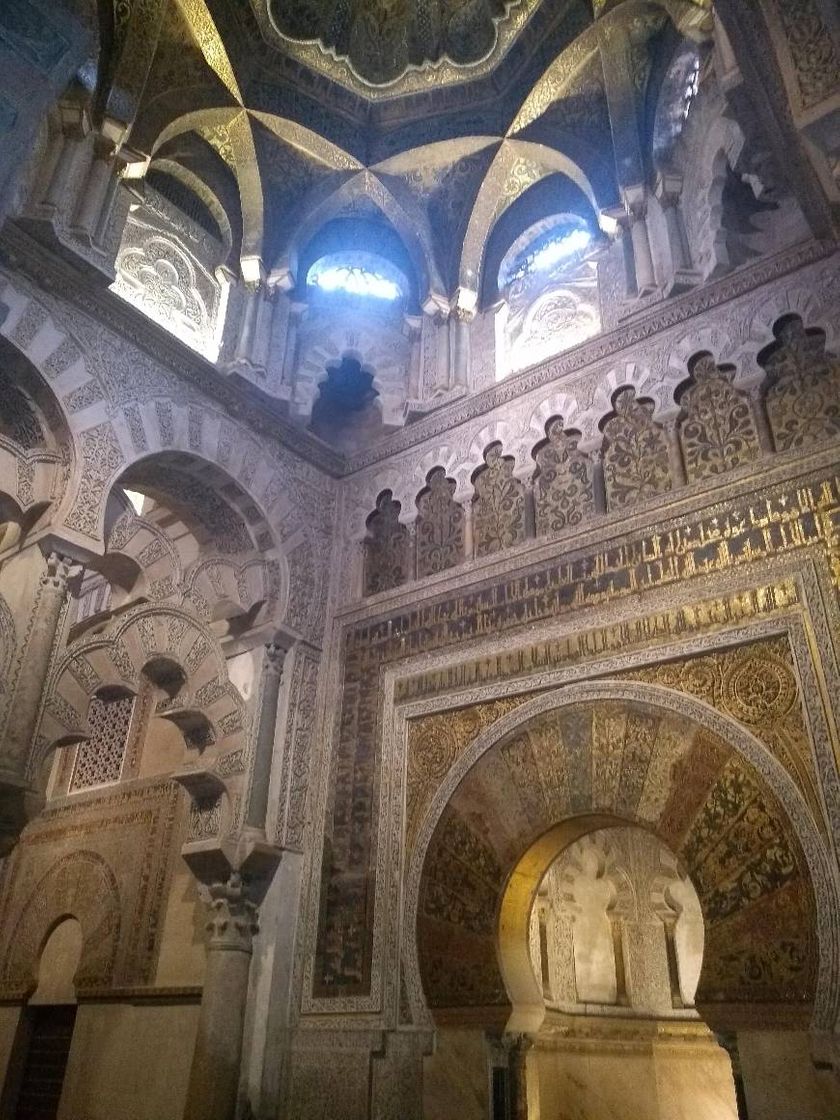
[602,388,671,510]
[415,468,464,577]
[677,354,760,480]
[472,443,526,557]
[533,419,595,536]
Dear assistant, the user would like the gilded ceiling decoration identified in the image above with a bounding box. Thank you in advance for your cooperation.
[254,0,543,90]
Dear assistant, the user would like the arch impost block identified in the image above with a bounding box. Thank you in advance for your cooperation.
[35,530,102,566]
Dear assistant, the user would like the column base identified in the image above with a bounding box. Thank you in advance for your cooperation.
[224,358,267,381]
[665,269,703,296]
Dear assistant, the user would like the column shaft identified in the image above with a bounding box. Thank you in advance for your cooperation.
[183,877,257,1120]
[463,501,474,561]
[43,134,78,212]
[664,420,687,487]
[449,314,470,387]
[618,221,637,298]
[663,199,691,272]
[1,552,72,853]
[245,644,285,833]
[748,385,775,453]
[235,286,259,364]
[73,147,114,239]
[591,451,607,515]
[629,209,656,294]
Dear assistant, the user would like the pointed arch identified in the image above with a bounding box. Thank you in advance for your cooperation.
[284,171,440,302]
[459,140,600,293]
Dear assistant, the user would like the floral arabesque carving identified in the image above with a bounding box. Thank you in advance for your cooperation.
[415,468,464,577]
[760,317,840,452]
[602,388,671,510]
[472,443,526,557]
[533,418,594,537]
[65,423,125,539]
[677,353,760,481]
[364,491,410,596]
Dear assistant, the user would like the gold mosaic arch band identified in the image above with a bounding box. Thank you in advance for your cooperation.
[402,679,839,1031]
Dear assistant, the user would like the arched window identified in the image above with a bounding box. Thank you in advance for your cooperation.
[653,45,703,165]
[497,214,601,376]
[111,185,229,360]
[307,252,405,304]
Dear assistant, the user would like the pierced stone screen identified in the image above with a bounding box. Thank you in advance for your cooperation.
[70,695,134,792]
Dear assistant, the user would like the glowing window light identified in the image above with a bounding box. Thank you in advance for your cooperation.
[123,489,145,515]
[527,228,592,273]
[682,57,700,121]
[309,265,400,301]
[502,224,592,287]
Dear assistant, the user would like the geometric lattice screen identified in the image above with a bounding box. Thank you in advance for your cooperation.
[70,694,134,791]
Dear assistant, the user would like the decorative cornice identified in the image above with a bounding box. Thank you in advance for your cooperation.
[344,239,836,472]
[1,222,835,481]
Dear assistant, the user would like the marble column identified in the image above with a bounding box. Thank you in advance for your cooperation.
[449,310,472,388]
[244,642,286,834]
[183,874,259,1120]
[508,1035,534,1120]
[656,174,701,294]
[591,449,608,515]
[661,188,692,273]
[406,317,423,400]
[663,418,687,487]
[628,201,656,296]
[616,215,637,299]
[0,551,74,854]
[238,285,259,362]
[72,138,116,242]
[463,500,475,561]
[280,301,306,395]
[42,133,78,213]
[748,384,775,453]
[406,520,418,581]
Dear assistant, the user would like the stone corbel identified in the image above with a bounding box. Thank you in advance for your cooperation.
[267,259,295,293]
[422,290,450,321]
[173,766,282,900]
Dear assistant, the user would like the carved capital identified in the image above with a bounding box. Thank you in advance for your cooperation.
[655,172,684,208]
[627,199,648,224]
[263,640,287,680]
[40,551,76,591]
[205,873,259,952]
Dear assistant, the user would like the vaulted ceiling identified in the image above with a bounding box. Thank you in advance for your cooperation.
[95,0,713,289]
